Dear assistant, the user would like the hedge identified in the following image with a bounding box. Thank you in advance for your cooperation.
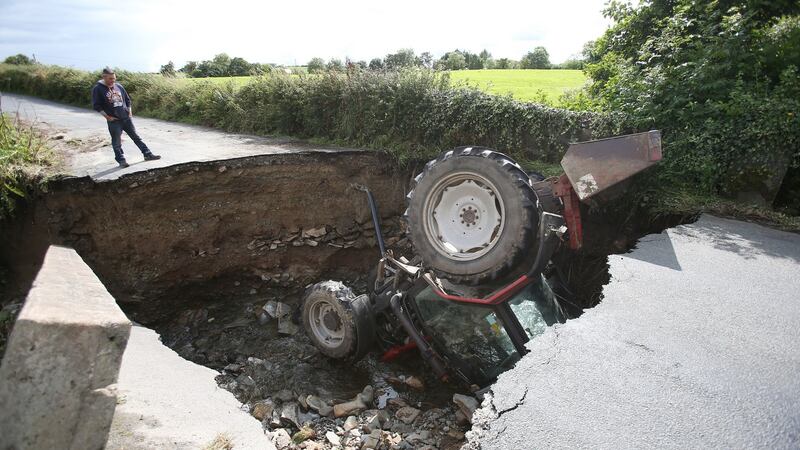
[0,64,627,164]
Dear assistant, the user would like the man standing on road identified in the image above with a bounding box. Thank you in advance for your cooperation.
[91,67,160,168]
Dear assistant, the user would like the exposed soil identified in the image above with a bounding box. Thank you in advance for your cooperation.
[0,150,694,449]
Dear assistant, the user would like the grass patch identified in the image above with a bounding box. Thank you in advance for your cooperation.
[173,69,587,105]
[448,69,586,104]
[649,188,800,233]
[0,112,55,219]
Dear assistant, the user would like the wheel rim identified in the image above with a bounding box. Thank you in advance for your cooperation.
[422,170,505,261]
[308,299,345,349]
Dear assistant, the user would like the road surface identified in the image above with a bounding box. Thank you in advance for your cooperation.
[1,93,350,181]
[470,215,800,449]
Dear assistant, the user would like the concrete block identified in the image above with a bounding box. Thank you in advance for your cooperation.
[0,246,131,450]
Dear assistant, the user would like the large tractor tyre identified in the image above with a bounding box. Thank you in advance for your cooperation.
[405,147,540,285]
[301,281,359,359]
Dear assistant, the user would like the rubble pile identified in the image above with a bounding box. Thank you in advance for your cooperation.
[221,356,476,450]
[160,282,475,450]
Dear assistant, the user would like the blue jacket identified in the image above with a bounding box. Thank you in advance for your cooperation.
[91,81,131,120]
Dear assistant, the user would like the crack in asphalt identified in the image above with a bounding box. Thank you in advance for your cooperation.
[496,386,529,419]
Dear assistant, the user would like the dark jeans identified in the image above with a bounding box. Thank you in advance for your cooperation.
[107,118,152,162]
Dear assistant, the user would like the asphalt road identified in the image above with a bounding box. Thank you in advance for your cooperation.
[1,93,349,181]
[470,215,800,449]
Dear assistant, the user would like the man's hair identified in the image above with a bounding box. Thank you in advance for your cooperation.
[102,67,115,75]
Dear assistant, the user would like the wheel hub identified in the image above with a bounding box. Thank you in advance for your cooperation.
[425,172,504,260]
[322,310,341,331]
[461,206,477,226]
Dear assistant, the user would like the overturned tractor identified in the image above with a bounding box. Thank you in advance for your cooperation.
[301,131,662,388]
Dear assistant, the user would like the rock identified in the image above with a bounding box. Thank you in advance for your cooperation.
[334,397,367,418]
[387,397,408,409]
[404,376,425,390]
[270,409,283,428]
[361,434,379,449]
[362,413,381,433]
[278,315,299,335]
[264,300,291,318]
[223,363,242,372]
[361,430,383,449]
[452,393,479,421]
[358,385,374,405]
[251,400,275,421]
[292,425,316,444]
[385,433,402,447]
[275,389,295,402]
[395,406,421,424]
[454,410,469,426]
[249,288,257,294]
[306,395,333,417]
[326,431,341,446]
[302,226,327,239]
[344,415,359,431]
[280,402,302,429]
[298,394,308,410]
[390,421,413,434]
[270,428,292,449]
[406,431,430,443]
[448,429,465,440]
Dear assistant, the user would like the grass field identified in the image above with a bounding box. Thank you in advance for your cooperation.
[179,69,587,104]
[448,69,586,104]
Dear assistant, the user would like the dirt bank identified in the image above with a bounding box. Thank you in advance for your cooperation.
[2,150,414,319]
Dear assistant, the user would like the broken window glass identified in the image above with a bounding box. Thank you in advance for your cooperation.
[412,275,561,383]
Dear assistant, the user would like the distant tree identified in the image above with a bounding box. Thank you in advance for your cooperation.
[495,58,512,69]
[159,61,176,77]
[368,58,384,70]
[384,49,418,69]
[228,56,252,76]
[307,57,326,73]
[180,61,198,75]
[521,47,551,69]
[3,54,34,65]
[581,40,598,64]
[560,54,585,70]
[440,51,467,70]
[479,49,493,68]
[419,52,433,69]
[464,51,484,70]
[355,60,368,70]
[327,58,344,72]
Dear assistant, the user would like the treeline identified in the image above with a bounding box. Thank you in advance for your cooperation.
[305,47,586,74]
[161,53,280,78]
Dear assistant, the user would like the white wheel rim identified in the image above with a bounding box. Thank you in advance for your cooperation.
[422,171,505,261]
[308,299,344,349]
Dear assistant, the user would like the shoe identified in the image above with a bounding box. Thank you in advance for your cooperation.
[118,160,130,168]
[144,153,161,161]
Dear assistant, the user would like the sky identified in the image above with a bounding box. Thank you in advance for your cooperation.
[1,0,612,72]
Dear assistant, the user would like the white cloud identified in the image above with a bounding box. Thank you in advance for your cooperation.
[2,0,611,71]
